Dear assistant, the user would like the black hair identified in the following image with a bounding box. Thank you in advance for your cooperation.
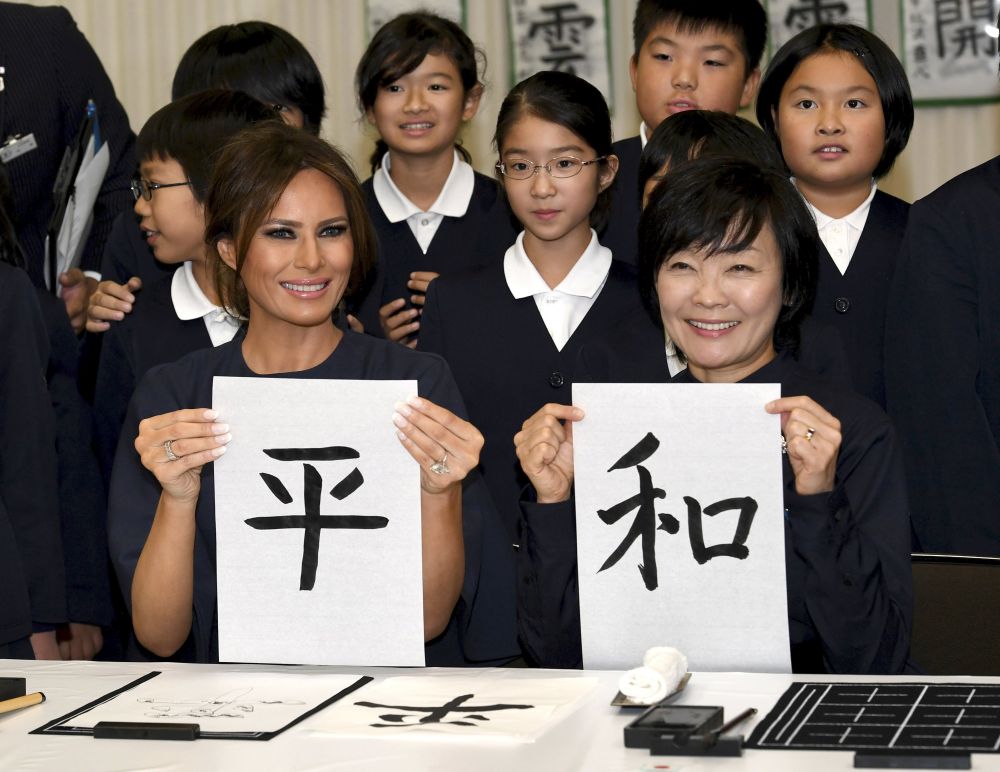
[632,0,767,74]
[494,70,615,232]
[172,21,326,135]
[756,24,914,180]
[638,110,784,200]
[356,12,483,172]
[137,90,279,202]
[638,156,818,356]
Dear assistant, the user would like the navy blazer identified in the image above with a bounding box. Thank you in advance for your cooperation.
[93,275,212,486]
[419,258,643,542]
[0,3,135,284]
[599,136,642,266]
[811,190,909,408]
[885,155,1000,555]
[353,172,517,335]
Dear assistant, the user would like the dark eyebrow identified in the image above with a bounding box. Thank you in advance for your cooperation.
[649,36,736,55]
[788,84,879,96]
[502,145,586,156]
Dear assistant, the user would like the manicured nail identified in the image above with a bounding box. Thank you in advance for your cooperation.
[204,409,219,420]
[216,433,232,444]
[406,395,423,408]
[212,445,227,457]
[211,423,229,434]
[392,412,408,428]
[394,401,412,416]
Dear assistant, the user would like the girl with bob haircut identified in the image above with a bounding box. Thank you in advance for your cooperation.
[108,123,486,663]
[352,12,516,346]
[515,157,912,675]
[419,70,639,552]
[755,23,914,408]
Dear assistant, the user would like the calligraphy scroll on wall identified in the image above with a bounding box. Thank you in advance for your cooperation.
[508,0,612,107]
[766,0,872,52]
[902,0,1000,103]
[572,382,791,672]
[365,0,465,39]
[213,377,424,667]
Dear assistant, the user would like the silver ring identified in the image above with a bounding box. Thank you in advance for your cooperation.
[429,453,450,475]
[163,439,179,462]
[804,427,816,443]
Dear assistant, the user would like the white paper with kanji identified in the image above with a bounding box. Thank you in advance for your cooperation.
[310,673,599,741]
[213,377,423,666]
[573,382,790,672]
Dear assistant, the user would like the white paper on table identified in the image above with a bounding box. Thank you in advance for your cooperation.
[311,673,599,741]
[213,377,424,666]
[61,671,369,737]
[573,383,790,673]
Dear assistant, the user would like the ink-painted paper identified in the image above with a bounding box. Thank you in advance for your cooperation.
[765,0,871,52]
[213,377,424,666]
[365,0,464,39]
[311,673,599,741]
[573,383,790,672]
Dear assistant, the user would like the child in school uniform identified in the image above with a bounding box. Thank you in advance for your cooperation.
[418,71,638,550]
[756,24,914,409]
[92,92,278,486]
[601,0,767,264]
[85,21,326,336]
[352,12,517,346]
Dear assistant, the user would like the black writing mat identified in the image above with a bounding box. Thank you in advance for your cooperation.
[747,682,1000,752]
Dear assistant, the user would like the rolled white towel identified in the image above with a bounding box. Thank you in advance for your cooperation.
[643,646,688,693]
[618,665,669,704]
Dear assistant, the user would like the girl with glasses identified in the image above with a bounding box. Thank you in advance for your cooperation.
[418,71,640,594]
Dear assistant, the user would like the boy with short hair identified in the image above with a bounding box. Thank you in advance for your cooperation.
[602,0,767,264]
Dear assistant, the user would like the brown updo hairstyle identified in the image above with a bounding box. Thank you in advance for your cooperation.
[205,122,376,319]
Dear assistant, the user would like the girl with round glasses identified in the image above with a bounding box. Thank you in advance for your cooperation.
[419,71,640,568]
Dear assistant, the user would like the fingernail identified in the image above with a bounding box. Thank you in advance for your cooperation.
[216,433,232,444]
[396,430,406,441]
[394,401,412,416]
[114,312,124,320]
[212,445,227,457]
[204,409,219,420]
[211,423,230,434]
[392,412,408,428]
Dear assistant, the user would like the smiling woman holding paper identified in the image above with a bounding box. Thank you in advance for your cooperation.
[515,158,912,674]
[108,123,484,663]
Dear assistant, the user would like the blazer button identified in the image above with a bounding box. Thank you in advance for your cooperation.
[548,371,565,388]
[834,297,851,314]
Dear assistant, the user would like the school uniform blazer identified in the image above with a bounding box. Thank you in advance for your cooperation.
[598,136,642,266]
[885,155,1000,555]
[34,288,111,626]
[93,275,212,486]
[0,264,65,644]
[353,173,518,334]
[519,351,913,674]
[0,2,135,285]
[107,332,517,665]
[419,258,643,542]
[811,191,909,409]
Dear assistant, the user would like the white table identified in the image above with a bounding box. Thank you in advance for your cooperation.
[1,660,998,771]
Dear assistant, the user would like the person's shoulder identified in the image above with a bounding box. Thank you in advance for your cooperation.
[431,259,504,299]
[0,261,34,305]
[341,330,453,380]
[612,135,642,160]
[787,360,892,438]
[607,257,639,283]
[873,189,910,218]
[134,338,237,402]
[916,155,1000,213]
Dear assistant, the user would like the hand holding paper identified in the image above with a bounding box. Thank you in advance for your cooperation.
[514,403,584,504]
[393,396,482,495]
[766,396,841,495]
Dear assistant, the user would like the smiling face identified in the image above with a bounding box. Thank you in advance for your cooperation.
[499,113,617,260]
[775,50,885,206]
[366,52,480,161]
[133,156,204,265]
[656,223,783,383]
[219,168,354,330]
[629,21,759,131]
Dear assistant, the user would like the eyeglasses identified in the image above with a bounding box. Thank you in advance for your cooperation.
[130,177,192,201]
[495,156,606,180]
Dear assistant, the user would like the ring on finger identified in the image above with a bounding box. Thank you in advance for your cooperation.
[429,453,450,475]
[804,427,816,443]
[163,439,179,462]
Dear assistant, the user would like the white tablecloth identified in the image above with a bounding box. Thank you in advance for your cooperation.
[1,660,998,771]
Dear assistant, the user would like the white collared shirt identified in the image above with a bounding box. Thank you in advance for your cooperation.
[371,150,475,254]
[504,230,611,351]
[799,181,877,276]
[639,122,650,149]
[170,261,241,347]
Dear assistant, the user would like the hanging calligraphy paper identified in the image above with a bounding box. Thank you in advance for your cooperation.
[507,0,612,106]
[311,673,599,740]
[213,377,424,666]
[901,0,1000,104]
[572,383,790,672]
[766,0,872,52]
[364,0,465,40]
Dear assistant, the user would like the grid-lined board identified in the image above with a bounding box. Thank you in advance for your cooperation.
[747,682,1000,752]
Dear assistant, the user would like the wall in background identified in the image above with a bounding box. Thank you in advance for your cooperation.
[25,0,1000,202]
